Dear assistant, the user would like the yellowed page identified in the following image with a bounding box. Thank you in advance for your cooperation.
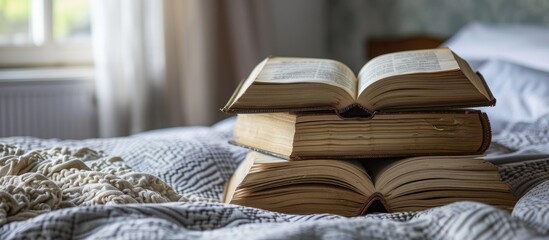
[234,57,270,101]
[255,57,357,98]
[223,153,256,203]
[357,48,460,93]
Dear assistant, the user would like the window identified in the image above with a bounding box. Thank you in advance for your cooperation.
[0,0,92,66]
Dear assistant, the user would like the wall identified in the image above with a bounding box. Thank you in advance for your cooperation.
[327,0,549,71]
[268,0,329,58]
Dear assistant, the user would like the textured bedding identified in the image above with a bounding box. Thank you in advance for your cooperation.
[1,116,549,239]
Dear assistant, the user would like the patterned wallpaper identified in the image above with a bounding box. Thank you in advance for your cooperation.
[326,0,549,71]
[373,0,549,36]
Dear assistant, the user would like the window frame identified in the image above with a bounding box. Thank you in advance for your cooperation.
[0,0,93,67]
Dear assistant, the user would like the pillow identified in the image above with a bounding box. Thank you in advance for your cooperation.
[443,22,549,72]
[477,60,549,133]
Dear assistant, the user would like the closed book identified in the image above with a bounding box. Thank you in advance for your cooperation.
[232,110,491,160]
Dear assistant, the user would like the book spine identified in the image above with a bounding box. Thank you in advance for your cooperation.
[357,192,393,215]
[476,112,492,155]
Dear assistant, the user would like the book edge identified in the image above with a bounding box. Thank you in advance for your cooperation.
[476,112,492,155]
[221,78,247,113]
[357,192,393,215]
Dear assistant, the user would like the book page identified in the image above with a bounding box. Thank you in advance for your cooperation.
[234,58,270,101]
[357,48,460,93]
[256,57,357,98]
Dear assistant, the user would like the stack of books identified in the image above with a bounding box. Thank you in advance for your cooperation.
[221,48,516,216]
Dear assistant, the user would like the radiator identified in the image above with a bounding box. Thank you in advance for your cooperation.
[0,68,97,139]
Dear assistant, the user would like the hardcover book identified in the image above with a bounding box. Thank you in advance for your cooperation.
[223,152,516,216]
[222,48,495,118]
[232,110,491,160]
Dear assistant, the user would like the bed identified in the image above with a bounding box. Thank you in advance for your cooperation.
[1,23,549,239]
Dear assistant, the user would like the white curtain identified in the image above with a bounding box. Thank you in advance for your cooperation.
[92,0,170,137]
[92,0,272,137]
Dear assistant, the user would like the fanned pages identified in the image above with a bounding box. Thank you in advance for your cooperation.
[222,48,495,117]
[223,152,516,216]
[232,110,491,160]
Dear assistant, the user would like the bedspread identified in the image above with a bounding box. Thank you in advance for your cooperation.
[0,116,548,240]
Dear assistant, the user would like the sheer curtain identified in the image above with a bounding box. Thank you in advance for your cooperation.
[92,0,271,137]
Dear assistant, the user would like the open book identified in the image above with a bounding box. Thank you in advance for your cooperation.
[222,48,495,117]
[233,110,491,160]
[223,152,516,216]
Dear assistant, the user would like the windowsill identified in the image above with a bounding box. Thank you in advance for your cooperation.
[0,43,93,67]
[0,66,94,83]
